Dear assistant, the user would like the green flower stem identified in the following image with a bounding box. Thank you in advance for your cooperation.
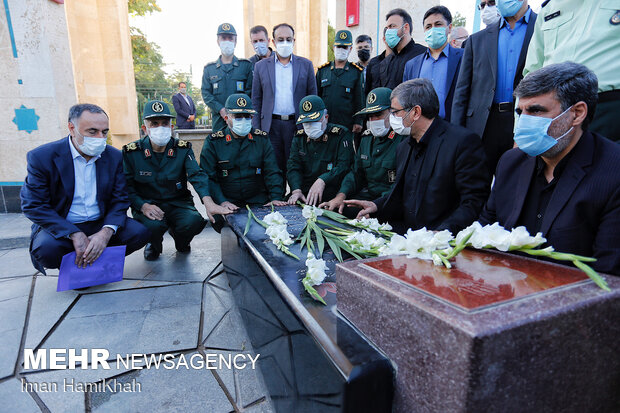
[302,278,326,305]
[445,230,474,260]
[433,251,452,269]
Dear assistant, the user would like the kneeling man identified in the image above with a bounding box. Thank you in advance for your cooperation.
[21,104,150,273]
[479,62,620,275]
[347,79,491,234]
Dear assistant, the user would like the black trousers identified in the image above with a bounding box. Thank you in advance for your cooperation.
[30,218,150,273]
[481,109,515,175]
[269,118,297,173]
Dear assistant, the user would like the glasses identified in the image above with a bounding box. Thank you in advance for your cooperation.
[389,107,411,116]
[478,0,496,9]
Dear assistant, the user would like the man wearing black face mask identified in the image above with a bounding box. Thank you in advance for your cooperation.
[355,35,373,94]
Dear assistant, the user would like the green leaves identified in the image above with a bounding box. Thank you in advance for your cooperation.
[303,279,326,305]
[243,205,252,236]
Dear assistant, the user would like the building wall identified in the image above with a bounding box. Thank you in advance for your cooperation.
[242,0,328,67]
[335,0,438,59]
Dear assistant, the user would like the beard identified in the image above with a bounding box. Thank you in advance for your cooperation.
[541,112,574,158]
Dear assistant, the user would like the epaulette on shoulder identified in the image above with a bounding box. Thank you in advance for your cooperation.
[176,139,191,148]
[318,61,330,70]
[362,129,372,136]
[295,129,306,137]
[329,125,347,135]
[351,62,363,71]
[123,141,140,152]
[211,130,225,139]
[253,128,268,136]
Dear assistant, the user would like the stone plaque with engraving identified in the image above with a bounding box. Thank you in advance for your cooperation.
[337,249,620,412]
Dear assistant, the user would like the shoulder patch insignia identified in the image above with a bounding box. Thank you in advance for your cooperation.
[331,126,341,134]
[318,61,330,70]
[388,131,395,140]
[211,130,225,139]
[253,128,267,136]
[177,139,190,148]
[351,62,363,71]
[362,129,372,136]
[296,129,306,136]
[124,142,139,152]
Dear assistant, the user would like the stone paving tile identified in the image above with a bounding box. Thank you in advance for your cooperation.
[0,277,33,379]
[39,283,202,357]
[0,247,37,278]
[203,307,251,352]
[0,213,31,240]
[90,352,233,413]
[0,378,41,413]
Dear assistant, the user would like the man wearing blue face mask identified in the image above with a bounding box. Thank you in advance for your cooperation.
[200,93,286,215]
[123,100,231,261]
[21,104,150,275]
[452,0,537,175]
[480,62,620,275]
[248,25,272,69]
[365,8,427,92]
[403,6,464,122]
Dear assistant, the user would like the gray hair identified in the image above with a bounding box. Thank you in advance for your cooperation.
[68,103,108,125]
[515,62,598,128]
[391,78,440,119]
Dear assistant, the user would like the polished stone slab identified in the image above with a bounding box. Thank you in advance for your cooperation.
[0,276,32,379]
[0,378,41,413]
[338,250,620,413]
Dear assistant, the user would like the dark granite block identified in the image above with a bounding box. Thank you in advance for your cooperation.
[2,185,23,213]
[337,250,620,413]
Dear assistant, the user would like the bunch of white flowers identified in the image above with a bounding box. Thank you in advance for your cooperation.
[304,252,328,286]
[455,222,546,252]
[379,228,453,261]
[301,205,323,221]
[346,217,393,232]
[263,211,288,226]
[265,224,294,250]
[344,230,387,253]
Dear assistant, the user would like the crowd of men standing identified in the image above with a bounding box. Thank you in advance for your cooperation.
[20,1,620,278]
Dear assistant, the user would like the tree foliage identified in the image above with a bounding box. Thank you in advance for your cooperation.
[453,12,466,28]
[128,0,161,16]
[327,20,335,62]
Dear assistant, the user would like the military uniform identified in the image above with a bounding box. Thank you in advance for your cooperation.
[316,30,364,130]
[123,100,209,259]
[199,93,284,207]
[201,23,253,133]
[523,0,620,140]
[287,95,354,201]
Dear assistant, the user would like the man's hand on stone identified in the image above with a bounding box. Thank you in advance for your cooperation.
[287,189,307,205]
[141,203,164,221]
[220,201,240,212]
[202,196,233,223]
[345,199,378,219]
[319,193,346,214]
[264,200,288,207]
[306,179,326,206]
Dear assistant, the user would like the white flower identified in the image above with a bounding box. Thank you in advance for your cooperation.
[456,222,483,246]
[480,223,512,251]
[265,224,294,248]
[508,226,546,249]
[302,205,323,220]
[347,217,392,231]
[345,230,386,251]
[263,211,288,226]
[378,228,454,260]
[304,252,328,285]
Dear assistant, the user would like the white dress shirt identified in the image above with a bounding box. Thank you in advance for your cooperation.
[66,137,117,233]
[273,54,295,115]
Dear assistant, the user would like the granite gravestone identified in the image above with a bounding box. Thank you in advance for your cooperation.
[337,249,620,413]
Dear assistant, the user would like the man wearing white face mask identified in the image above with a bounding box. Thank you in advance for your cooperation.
[287,95,354,206]
[480,0,501,27]
[346,79,491,234]
[21,104,150,275]
[251,23,317,173]
[123,100,232,261]
[479,63,620,275]
[320,88,405,217]
[200,93,286,214]
[248,25,272,69]
[202,23,253,133]
[316,30,364,133]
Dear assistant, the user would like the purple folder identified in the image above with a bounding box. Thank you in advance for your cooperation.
[57,245,126,291]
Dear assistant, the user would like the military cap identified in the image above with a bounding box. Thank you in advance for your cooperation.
[225,93,256,114]
[355,87,392,115]
[334,30,353,46]
[296,95,326,124]
[143,100,174,119]
[217,23,237,36]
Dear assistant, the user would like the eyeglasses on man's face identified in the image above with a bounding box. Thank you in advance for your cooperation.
[478,0,496,10]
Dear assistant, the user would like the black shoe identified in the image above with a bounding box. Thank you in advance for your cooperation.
[175,242,191,253]
[144,243,161,261]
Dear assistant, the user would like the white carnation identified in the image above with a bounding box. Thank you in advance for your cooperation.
[302,205,323,220]
[345,230,386,251]
[305,252,328,285]
[263,211,288,226]
[265,224,294,248]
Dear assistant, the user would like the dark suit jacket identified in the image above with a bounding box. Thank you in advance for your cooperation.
[375,118,491,234]
[451,10,537,136]
[402,44,464,122]
[20,137,130,240]
[251,54,317,132]
[479,131,620,275]
[172,93,196,129]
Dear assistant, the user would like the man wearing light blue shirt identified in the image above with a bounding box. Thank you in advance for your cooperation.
[21,104,150,274]
[403,6,464,122]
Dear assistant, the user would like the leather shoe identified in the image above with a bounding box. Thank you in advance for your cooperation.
[143,243,161,261]
[175,242,191,253]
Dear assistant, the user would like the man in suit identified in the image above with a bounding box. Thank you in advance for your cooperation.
[452,0,537,174]
[20,104,150,274]
[251,23,317,173]
[346,79,491,234]
[403,6,464,122]
[480,62,620,275]
[248,25,273,68]
[365,8,427,91]
[172,82,197,129]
